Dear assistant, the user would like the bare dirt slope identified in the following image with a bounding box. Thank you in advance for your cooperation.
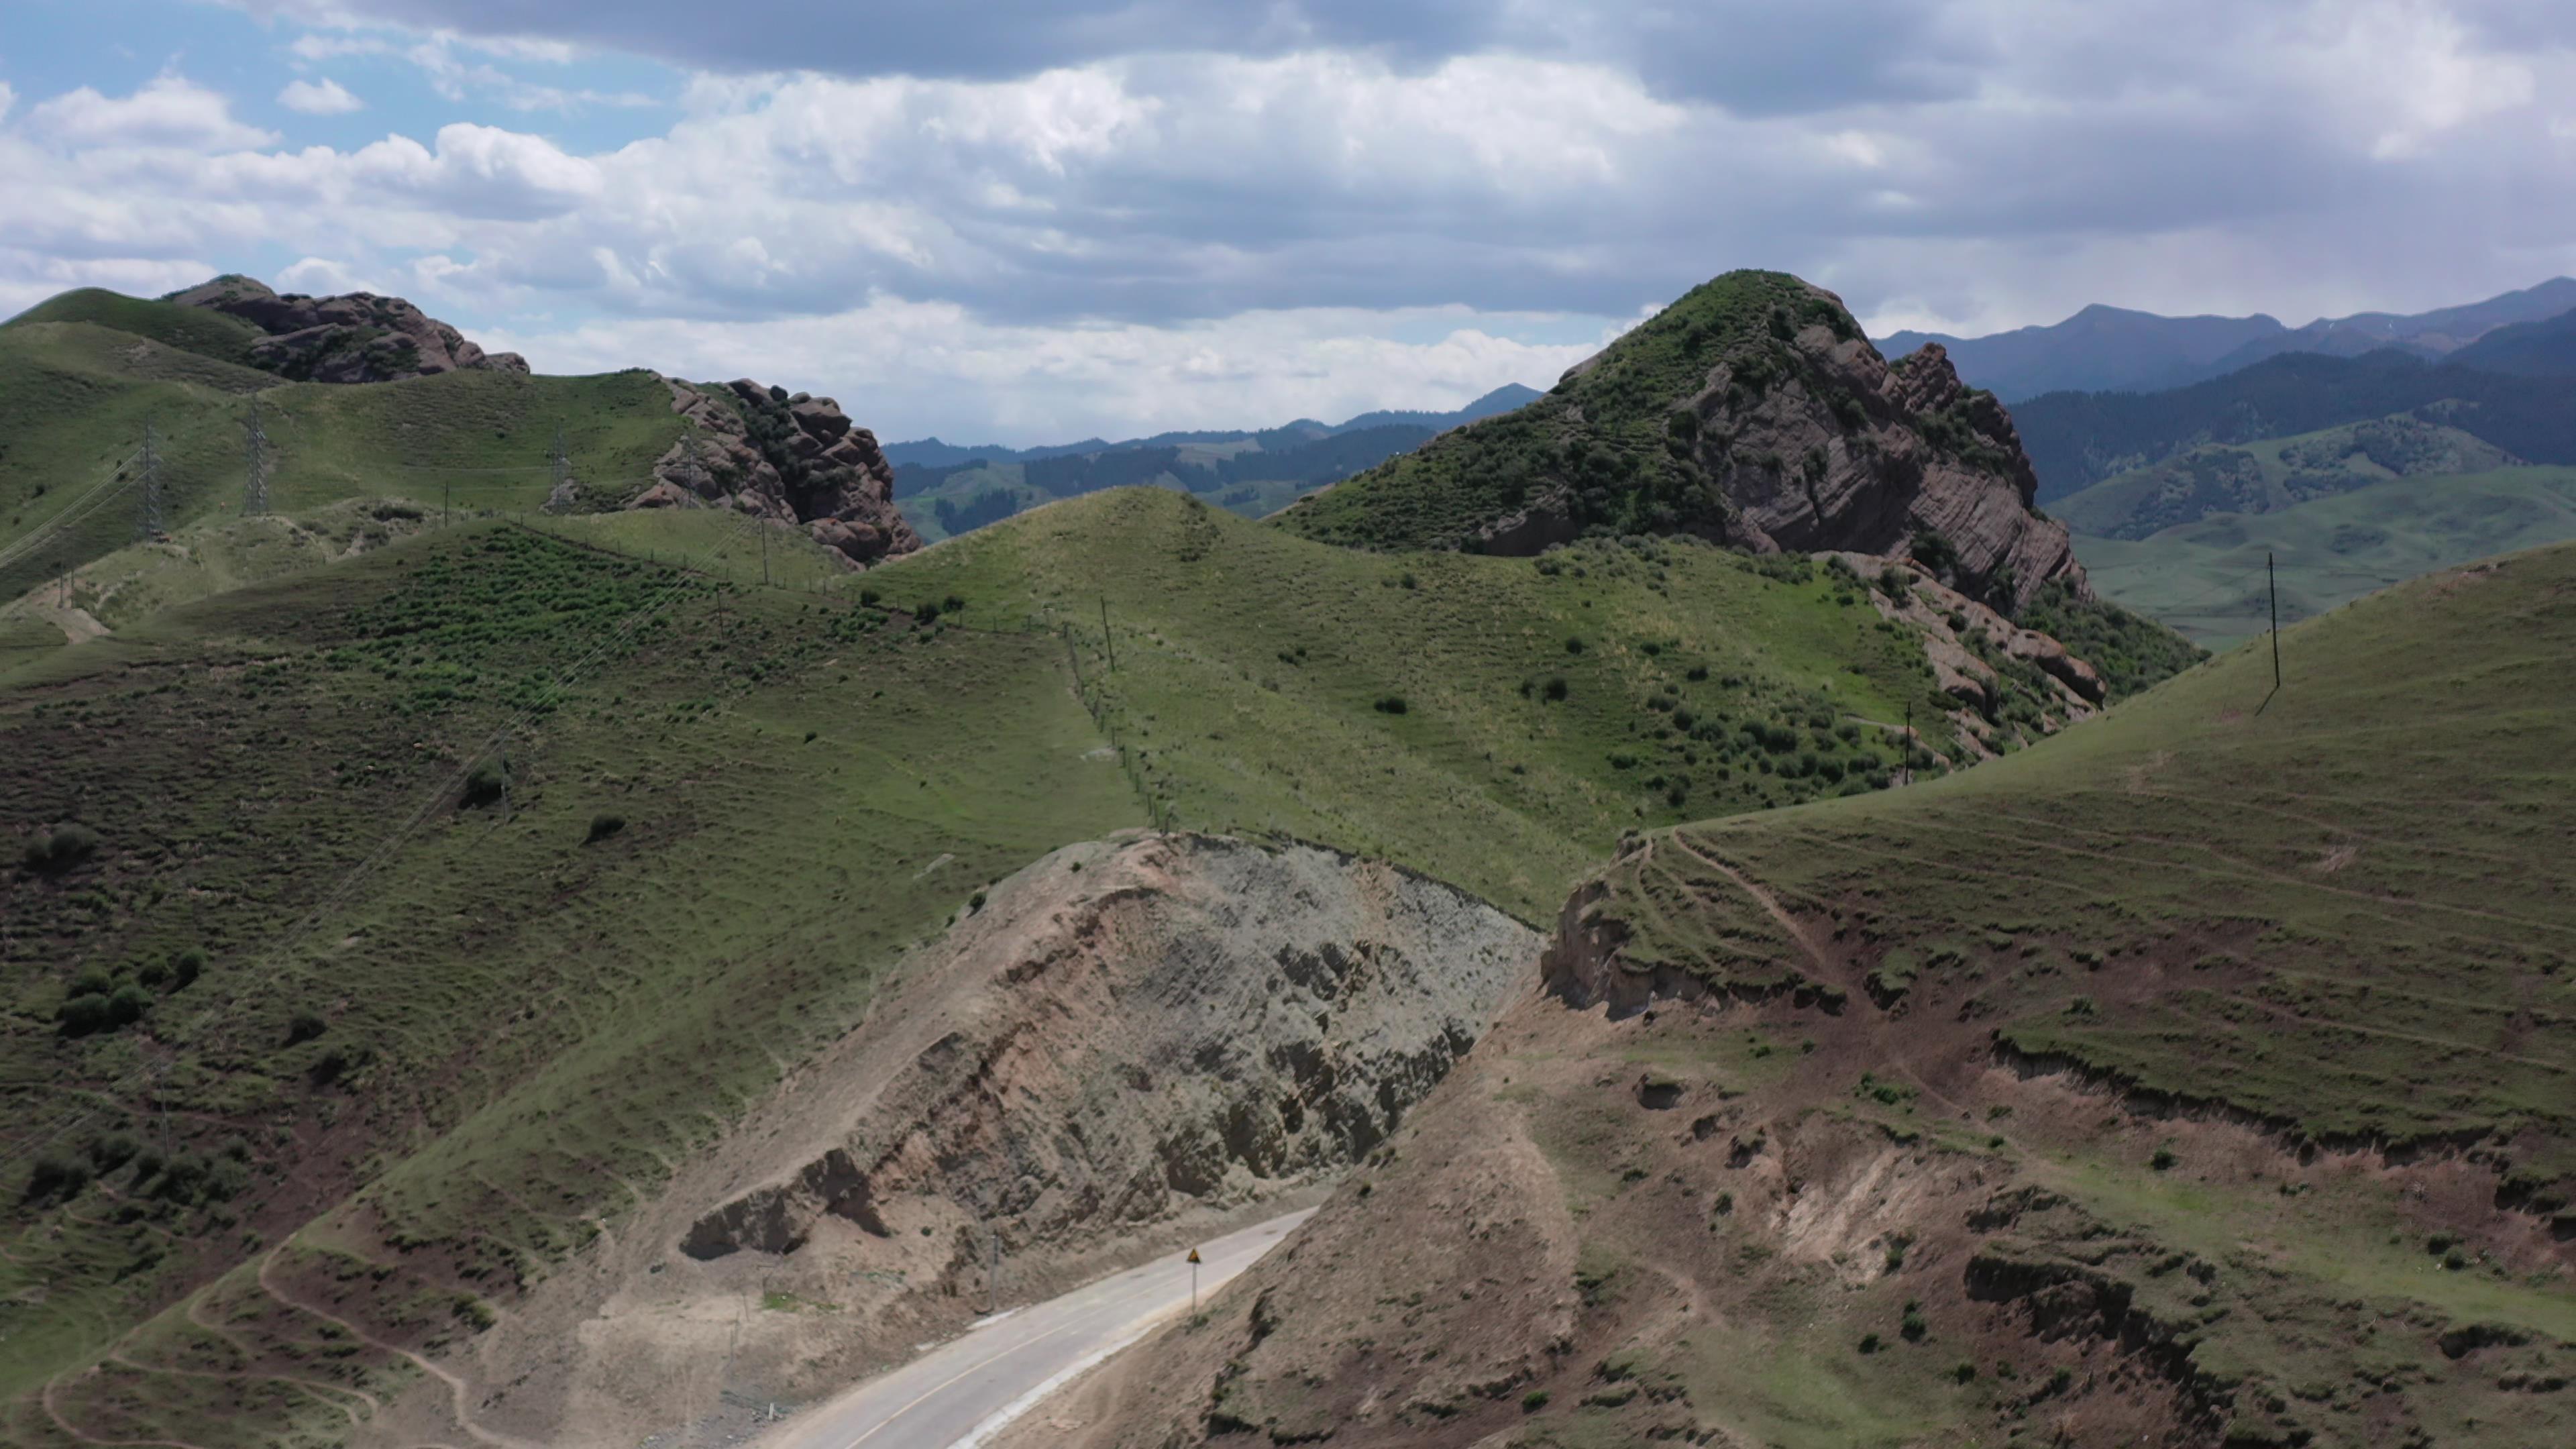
[360,831,1540,1448]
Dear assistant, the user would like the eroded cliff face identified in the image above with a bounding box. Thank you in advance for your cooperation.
[629,377,922,567]
[421,832,1538,1448]
[166,274,529,383]
[1654,309,2078,613]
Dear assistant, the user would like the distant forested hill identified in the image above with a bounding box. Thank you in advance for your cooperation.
[2012,350,2576,501]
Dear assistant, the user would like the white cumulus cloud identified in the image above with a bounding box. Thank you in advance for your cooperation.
[278,77,366,115]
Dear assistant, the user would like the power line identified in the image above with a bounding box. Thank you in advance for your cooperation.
[136,417,162,541]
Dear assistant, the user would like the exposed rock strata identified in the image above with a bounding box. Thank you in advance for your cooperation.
[676,833,1535,1261]
[166,274,528,383]
[1652,312,2081,612]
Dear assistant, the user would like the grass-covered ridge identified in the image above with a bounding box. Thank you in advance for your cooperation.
[1599,542,2576,1167]
[869,489,2069,920]
[3,288,266,369]
[0,317,693,600]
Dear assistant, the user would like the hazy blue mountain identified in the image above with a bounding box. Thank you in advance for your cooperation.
[2447,306,2576,377]
[2012,349,2576,500]
[881,383,1544,470]
[1884,278,2576,400]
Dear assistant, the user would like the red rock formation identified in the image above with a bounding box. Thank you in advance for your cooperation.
[641,377,922,568]
[165,275,528,384]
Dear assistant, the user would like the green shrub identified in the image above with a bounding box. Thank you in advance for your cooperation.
[1542,676,1569,702]
[285,1011,327,1046]
[170,948,205,989]
[462,763,508,808]
[1521,1389,1550,1412]
[56,993,113,1036]
[2151,1145,2179,1171]
[87,1134,138,1172]
[1373,696,1409,714]
[914,599,942,624]
[21,824,101,872]
[1857,1333,1883,1354]
[24,1152,89,1201]
[586,813,626,843]
[1564,637,1585,654]
[106,983,150,1027]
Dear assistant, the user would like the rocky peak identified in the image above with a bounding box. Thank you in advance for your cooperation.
[1291,270,2088,614]
[164,274,529,384]
[629,376,923,568]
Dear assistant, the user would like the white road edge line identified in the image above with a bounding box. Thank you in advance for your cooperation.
[949,1302,1182,1449]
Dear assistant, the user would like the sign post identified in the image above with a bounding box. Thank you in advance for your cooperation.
[1187,1247,1201,1314]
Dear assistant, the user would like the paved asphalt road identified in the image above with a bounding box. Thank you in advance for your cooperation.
[759,1208,1315,1449]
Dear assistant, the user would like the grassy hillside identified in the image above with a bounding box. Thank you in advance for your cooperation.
[2053,413,2515,541]
[3,288,265,369]
[2077,466,2576,646]
[865,489,2039,920]
[0,516,1142,1440]
[0,486,2094,1442]
[0,320,692,601]
[1066,542,2575,1449]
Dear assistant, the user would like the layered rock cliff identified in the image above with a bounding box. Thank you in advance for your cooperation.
[633,376,924,566]
[165,274,529,384]
[1284,270,2084,614]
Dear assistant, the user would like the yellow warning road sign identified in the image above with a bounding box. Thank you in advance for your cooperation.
[1186,1248,1201,1264]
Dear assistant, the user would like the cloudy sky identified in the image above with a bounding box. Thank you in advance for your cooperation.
[3,1,2571,443]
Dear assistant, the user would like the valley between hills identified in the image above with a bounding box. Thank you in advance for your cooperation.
[0,269,2567,1449]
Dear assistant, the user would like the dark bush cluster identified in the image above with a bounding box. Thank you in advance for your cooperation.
[20,824,101,873]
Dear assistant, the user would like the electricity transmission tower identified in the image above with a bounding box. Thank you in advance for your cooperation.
[242,398,270,516]
[136,417,163,540]
[547,423,572,512]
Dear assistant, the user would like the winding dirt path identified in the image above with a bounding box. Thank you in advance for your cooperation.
[254,1245,535,1449]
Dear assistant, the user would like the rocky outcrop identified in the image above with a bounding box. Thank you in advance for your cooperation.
[643,378,922,567]
[1303,272,2086,614]
[676,833,1537,1262]
[165,275,528,384]
[1667,303,2081,613]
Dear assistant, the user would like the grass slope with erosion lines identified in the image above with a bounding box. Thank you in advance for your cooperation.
[0,519,1142,1442]
[1040,544,2575,1449]
[2051,413,2516,541]
[867,488,2056,923]
[0,318,693,600]
[2076,465,2576,647]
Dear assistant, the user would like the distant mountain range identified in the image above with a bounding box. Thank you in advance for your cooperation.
[884,383,1548,541]
[1883,278,2576,400]
[883,384,1546,470]
[2012,350,2576,503]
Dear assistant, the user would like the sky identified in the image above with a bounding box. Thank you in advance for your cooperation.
[3,0,2572,445]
